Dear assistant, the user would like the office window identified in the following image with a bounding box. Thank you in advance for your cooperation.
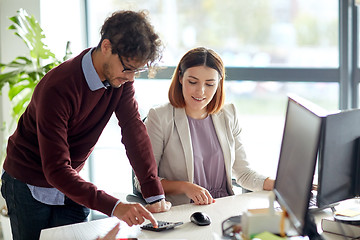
[224,81,338,177]
[84,0,339,196]
[87,0,338,67]
[358,5,360,68]
[40,0,86,58]
[358,84,360,106]
[91,79,338,196]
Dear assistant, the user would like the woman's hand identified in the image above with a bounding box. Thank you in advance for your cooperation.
[263,177,275,190]
[183,182,215,205]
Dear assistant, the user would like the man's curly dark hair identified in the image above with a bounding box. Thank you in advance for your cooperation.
[97,10,163,67]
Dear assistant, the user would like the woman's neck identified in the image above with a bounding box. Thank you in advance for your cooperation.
[185,108,208,120]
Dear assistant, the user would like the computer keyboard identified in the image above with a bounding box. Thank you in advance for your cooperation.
[274,191,318,211]
[141,221,183,232]
[309,194,317,208]
[308,190,339,212]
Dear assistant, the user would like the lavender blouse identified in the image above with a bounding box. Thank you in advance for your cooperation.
[187,115,229,198]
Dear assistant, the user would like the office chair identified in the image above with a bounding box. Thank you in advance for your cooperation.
[126,170,147,205]
[126,116,148,205]
[232,179,252,194]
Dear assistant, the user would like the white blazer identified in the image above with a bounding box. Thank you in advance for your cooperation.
[137,103,267,206]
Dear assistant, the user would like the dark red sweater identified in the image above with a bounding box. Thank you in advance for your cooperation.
[3,49,163,216]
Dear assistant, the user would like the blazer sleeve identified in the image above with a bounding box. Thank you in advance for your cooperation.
[228,104,268,191]
[144,108,165,167]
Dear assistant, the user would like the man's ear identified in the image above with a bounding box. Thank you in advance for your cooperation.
[101,39,112,54]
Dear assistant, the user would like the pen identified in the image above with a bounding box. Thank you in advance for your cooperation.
[116,238,138,240]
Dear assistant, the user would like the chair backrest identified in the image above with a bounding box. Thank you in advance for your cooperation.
[132,116,149,198]
[232,178,252,193]
[126,170,147,205]
[132,170,145,198]
[126,116,149,204]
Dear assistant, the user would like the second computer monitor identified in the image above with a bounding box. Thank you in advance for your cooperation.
[274,95,324,236]
[317,108,360,207]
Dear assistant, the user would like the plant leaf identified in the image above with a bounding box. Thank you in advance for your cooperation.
[8,81,33,100]
[0,71,22,89]
[0,8,66,125]
[11,91,32,121]
[9,9,56,63]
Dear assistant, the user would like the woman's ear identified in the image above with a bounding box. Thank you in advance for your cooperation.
[179,73,183,85]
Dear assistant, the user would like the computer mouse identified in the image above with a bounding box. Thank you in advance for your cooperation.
[190,212,211,226]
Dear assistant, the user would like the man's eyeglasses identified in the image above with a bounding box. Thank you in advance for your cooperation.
[119,56,148,74]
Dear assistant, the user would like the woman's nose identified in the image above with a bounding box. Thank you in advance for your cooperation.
[196,85,205,94]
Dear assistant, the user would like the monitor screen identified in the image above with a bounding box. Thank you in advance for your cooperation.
[317,108,360,207]
[274,95,324,236]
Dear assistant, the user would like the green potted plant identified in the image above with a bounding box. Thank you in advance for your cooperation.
[0,9,70,239]
[0,8,71,161]
[0,8,71,128]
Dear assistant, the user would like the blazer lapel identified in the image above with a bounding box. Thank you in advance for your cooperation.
[174,107,194,182]
[211,112,233,190]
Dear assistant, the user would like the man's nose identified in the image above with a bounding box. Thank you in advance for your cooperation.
[124,72,135,82]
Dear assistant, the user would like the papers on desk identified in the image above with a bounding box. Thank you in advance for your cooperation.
[335,208,360,217]
[40,217,140,240]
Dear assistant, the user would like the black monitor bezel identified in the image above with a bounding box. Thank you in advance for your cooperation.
[273,95,324,236]
[316,109,360,207]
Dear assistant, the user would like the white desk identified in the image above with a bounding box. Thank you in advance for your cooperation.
[39,191,341,240]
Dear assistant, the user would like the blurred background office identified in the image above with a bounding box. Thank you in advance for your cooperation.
[0,0,358,238]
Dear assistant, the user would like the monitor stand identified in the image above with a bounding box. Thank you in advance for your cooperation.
[308,190,339,213]
[304,214,324,240]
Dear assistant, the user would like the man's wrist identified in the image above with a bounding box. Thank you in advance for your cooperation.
[148,198,163,205]
[111,199,122,217]
[145,194,165,204]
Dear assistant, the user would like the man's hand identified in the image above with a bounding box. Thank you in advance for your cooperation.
[145,199,171,213]
[113,202,158,227]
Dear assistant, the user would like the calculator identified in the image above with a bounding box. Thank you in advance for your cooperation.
[141,221,183,232]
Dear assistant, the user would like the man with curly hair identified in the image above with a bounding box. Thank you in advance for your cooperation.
[1,10,171,240]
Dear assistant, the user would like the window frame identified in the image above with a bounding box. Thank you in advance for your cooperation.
[84,0,360,110]
[82,0,360,195]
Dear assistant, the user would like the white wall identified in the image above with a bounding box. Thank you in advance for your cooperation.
[0,2,41,238]
[0,0,86,155]
[0,0,41,155]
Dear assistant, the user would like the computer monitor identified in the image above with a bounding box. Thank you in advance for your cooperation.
[317,108,360,208]
[273,95,325,238]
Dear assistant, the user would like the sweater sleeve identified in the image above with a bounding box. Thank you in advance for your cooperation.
[134,106,166,192]
[114,82,164,198]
